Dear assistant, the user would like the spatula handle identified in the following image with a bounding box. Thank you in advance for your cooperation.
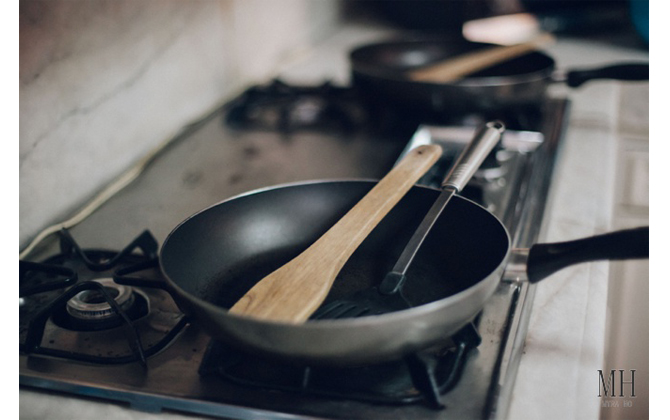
[442,120,505,192]
[320,144,444,258]
[379,121,506,296]
[229,144,442,323]
[408,33,555,83]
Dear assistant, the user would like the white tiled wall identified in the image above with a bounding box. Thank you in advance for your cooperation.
[19,0,340,248]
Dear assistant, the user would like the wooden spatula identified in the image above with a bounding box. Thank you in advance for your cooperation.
[228,144,443,323]
[407,33,555,83]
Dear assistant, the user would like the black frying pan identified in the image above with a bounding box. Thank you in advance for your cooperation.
[129,180,647,366]
[350,39,648,116]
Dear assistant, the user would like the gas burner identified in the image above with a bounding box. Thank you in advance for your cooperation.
[225,79,367,133]
[473,150,511,181]
[19,230,186,365]
[66,278,134,321]
[52,278,149,332]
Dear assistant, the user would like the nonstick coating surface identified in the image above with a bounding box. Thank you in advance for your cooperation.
[160,181,509,364]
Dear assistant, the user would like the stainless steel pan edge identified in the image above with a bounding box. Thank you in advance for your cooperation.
[158,180,510,365]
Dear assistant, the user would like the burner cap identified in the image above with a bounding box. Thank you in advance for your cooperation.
[66,278,134,321]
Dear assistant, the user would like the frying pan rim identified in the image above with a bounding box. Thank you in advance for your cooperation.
[159,179,511,329]
[349,39,555,88]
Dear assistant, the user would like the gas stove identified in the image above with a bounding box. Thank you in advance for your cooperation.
[19,82,569,419]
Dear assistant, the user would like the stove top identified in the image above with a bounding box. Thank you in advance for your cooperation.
[19,86,569,419]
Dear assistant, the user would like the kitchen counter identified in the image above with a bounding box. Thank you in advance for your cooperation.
[19,23,649,420]
[505,40,649,420]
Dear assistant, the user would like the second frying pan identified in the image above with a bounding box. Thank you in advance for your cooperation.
[349,38,648,116]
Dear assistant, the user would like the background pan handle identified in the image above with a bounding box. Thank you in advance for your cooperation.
[564,63,649,88]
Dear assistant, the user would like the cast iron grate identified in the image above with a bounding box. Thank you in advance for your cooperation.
[198,321,481,409]
[19,229,187,366]
[224,78,369,133]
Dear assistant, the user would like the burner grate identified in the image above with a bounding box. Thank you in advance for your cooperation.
[199,322,481,409]
[19,230,187,366]
[224,79,368,133]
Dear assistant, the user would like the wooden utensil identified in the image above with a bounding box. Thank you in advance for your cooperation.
[407,33,555,83]
[310,121,505,320]
[229,144,443,323]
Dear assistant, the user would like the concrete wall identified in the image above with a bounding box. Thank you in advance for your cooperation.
[19,0,340,248]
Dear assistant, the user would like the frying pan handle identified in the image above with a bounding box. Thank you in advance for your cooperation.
[564,63,649,88]
[526,226,649,283]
